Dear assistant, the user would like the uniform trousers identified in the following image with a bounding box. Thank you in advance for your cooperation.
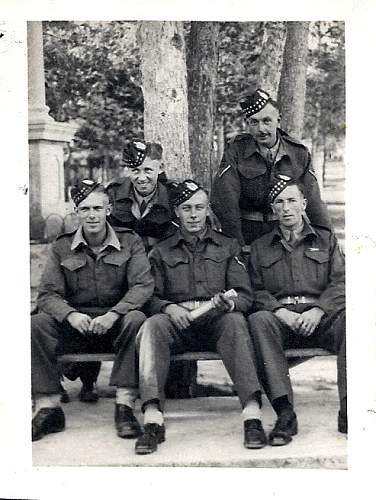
[247,308,346,406]
[31,310,146,396]
[136,311,261,411]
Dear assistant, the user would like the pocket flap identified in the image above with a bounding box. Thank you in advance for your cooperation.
[304,250,329,263]
[204,250,228,263]
[61,256,87,271]
[259,250,283,268]
[103,251,130,266]
[162,254,189,267]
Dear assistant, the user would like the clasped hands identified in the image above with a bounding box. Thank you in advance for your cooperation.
[275,307,325,336]
[67,311,120,335]
[164,292,234,330]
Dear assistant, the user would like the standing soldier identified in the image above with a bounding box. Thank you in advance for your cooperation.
[106,140,176,252]
[211,89,331,251]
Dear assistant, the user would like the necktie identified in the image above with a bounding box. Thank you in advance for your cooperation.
[267,148,274,167]
[139,200,147,216]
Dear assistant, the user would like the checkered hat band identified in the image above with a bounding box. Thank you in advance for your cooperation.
[268,179,291,203]
[172,181,202,207]
[71,181,99,206]
[242,97,268,117]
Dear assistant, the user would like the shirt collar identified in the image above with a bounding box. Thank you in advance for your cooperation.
[269,219,317,245]
[132,186,157,207]
[244,129,288,160]
[71,222,121,251]
[170,225,221,247]
[116,178,171,211]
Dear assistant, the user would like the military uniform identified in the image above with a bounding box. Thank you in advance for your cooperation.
[247,222,346,409]
[137,227,261,410]
[31,223,154,396]
[106,177,176,251]
[211,130,331,246]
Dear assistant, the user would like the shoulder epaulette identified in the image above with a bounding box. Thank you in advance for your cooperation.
[114,226,135,234]
[55,230,76,240]
[279,129,307,149]
[105,177,125,190]
[230,133,252,144]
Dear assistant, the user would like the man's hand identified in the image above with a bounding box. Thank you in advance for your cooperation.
[67,312,92,334]
[294,307,325,337]
[89,311,120,335]
[164,304,193,330]
[274,308,301,332]
[212,292,234,312]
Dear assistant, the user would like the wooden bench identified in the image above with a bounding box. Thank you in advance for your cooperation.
[58,348,332,366]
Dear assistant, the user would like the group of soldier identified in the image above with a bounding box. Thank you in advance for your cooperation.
[31,89,346,456]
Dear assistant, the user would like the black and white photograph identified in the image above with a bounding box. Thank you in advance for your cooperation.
[1,0,376,498]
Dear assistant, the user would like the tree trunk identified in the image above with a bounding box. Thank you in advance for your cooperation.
[278,21,309,139]
[256,22,286,97]
[137,21,191,181]
[187,21,219,189]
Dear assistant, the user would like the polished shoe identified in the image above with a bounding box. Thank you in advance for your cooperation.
[59,384,70,404]
[244,419,267,449]
[32,407,65,442]
[269,410,298,446]
[79,382,99,403]
[135,423,165,455]
[115,404,141,439]
[338,410,348,434]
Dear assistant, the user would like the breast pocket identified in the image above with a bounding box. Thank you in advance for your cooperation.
[203,251,228,293]
[162,254,189,294]
[304,250,330,285]
[102,251,131,289]
[60,256,87,292]
[259,251,285,291]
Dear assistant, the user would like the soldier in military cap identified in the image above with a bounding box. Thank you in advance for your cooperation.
[31,180,154,442]
[211,89,331,251]
[247,176,346,445]
[134,180,265,455]
[106,140,177,252]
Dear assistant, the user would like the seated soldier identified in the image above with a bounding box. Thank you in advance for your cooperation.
[247,176,346,446]
[31,180,154,442]
[134,180,265,455]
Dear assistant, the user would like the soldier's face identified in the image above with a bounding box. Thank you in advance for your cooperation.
[272,185,307,230]
[175,190,209,234]
[128,158,162,196]
[247,103,280,148]
[76,191,111,236]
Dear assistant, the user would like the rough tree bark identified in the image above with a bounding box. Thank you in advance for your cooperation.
[277,21,309,139]
[187,21,219,189]
[256,22,286,97]
[137,21,191,180]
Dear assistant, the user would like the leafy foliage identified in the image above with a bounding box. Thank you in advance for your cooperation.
[44,21,143,167]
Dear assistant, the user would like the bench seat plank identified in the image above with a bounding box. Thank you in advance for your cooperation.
[58,348,332,364]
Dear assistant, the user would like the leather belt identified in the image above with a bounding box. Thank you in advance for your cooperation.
[279,295,318,305]
[240,210,278,222]
[178,300,211,311]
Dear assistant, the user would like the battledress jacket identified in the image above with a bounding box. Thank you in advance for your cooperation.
[146,227,254,316]
[37,224,154,323]
[211,129,331,246]
[248,223,345,316]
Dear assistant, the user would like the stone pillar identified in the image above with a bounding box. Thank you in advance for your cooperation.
[28,21,77,219]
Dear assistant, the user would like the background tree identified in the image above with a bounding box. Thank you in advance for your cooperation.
[278,21,310,139]
[44,21,142,184]
[187,21,220,189]
[137,21,191,181]
[255,21,286,96]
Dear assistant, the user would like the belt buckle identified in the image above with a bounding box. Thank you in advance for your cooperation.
[293,296,300,304]
[194,301,200,309]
